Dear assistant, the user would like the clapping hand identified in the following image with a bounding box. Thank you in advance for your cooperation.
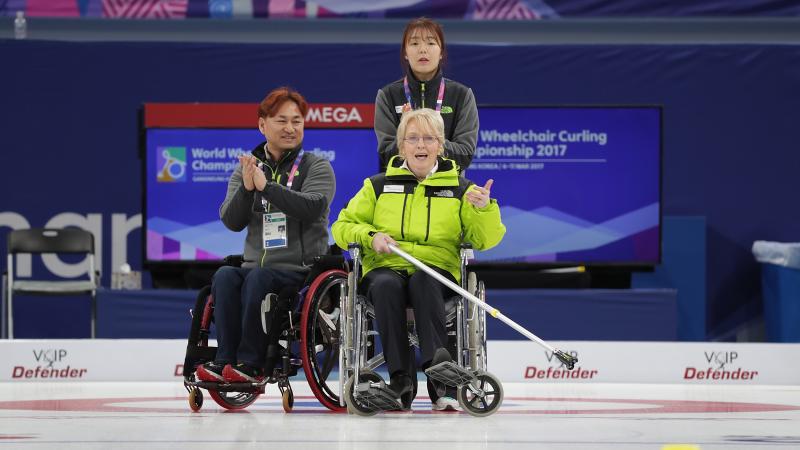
[239,155,256,191]
[238,155,268,191]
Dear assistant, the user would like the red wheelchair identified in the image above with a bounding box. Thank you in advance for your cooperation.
[182,253,349,412]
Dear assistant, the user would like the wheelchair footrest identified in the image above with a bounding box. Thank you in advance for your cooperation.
[190,380,266,393]
[424,361,476,387]
[355,381,403,412]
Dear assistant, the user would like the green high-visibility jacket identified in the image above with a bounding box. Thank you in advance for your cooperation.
[332,156,506,282]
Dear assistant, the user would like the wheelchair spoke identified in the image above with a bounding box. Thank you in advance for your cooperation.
[466,392,489,410]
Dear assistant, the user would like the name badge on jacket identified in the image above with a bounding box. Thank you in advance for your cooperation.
[262,212,288,249]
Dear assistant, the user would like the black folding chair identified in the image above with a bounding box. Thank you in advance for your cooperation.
[4,228,99,338]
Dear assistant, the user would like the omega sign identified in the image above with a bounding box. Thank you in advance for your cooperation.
[304,104,373,128]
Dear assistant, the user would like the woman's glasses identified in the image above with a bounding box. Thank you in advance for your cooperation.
[404,135,439,145]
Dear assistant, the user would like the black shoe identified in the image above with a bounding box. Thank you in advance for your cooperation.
[389,372,414,410]
[428,348,453,398]
[389,372,413,399]
[431,347,453,366]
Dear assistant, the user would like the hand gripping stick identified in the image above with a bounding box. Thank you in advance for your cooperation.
[388,244,578,370]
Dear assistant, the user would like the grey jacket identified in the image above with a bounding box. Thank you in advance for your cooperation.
[219,143,335,272]
[374,72,478,172]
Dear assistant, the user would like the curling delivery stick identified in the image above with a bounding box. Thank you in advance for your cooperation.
[388,244,578,369]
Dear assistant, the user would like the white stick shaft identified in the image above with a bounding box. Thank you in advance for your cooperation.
[388,244,556,353]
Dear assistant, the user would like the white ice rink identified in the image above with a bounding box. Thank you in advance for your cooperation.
[1,381,799,449]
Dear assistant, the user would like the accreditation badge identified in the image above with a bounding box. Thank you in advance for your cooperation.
[262,212,288,249]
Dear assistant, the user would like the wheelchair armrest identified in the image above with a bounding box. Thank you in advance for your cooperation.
[347,242,362,250]
[223,254,244,267]
[460,242,473,250]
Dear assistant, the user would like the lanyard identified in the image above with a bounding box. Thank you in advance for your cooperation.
[285,149,304,189]
[403,76,445,112]
[260,149,304,211]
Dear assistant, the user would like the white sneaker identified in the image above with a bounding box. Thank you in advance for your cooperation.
[432,396,459,411]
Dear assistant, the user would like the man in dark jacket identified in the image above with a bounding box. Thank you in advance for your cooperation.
[196,87,335,383]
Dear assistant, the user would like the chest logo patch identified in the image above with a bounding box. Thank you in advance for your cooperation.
[433,189,454,198]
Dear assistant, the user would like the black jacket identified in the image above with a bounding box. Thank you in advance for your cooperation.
[374,71,478,172]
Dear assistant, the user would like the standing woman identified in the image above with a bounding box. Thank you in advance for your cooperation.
[374,17,478,173]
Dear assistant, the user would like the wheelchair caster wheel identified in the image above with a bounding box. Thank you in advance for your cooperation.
[282,389,294,413]
[188,387,203,412]
[457,370,503,417]
[344,370,382,417]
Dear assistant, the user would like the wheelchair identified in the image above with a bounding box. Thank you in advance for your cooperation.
[338,243,504,417]
[182,253,350,413]
[182,243,506,416]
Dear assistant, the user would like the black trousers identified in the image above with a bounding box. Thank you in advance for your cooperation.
[364,266,456,377]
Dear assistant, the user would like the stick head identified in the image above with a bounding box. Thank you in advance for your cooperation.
[554,350,578,370]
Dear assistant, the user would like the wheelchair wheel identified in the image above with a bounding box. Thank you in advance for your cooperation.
[300,269,348,412]
[188,286,212,347]
[457,370,503,417]
[344,370,382,417]
[188,387,203,412]
[208,390,260,410]
[183,286,216,378]
[282,389,294,413]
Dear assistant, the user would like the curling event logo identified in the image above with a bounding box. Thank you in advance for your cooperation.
[157,146,187,182]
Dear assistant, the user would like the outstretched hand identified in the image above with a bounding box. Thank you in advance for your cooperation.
[465,179,494,209]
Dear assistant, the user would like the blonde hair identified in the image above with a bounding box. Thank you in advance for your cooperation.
[396,108,445,158]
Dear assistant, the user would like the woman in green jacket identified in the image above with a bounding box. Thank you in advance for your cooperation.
[332,108,505,411]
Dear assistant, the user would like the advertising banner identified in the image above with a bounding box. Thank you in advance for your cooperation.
[2,340,798,384]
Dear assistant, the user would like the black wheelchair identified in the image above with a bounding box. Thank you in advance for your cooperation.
[182,253,350,412]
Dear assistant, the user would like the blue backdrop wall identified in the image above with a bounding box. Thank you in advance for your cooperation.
[1,40,799,339]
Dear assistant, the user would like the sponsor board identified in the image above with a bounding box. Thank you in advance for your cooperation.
[1,340,186,382]
[1,340,799,384]
[489,341,800,385]
[143,103,374,129]
[304,104,372,128]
